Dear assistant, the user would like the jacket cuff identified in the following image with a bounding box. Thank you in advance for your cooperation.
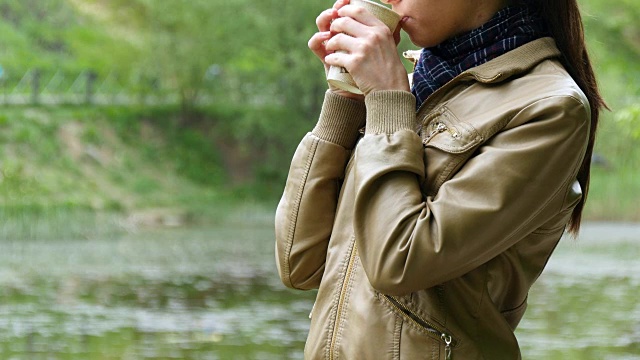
[312,91,366,149]
[364,90,416,135]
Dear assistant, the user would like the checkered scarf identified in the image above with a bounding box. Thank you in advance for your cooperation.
[411,5,547,109]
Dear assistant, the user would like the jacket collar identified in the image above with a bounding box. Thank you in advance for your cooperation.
[413,37,561,117]
[405,37,561,85]
[462,37,561,84]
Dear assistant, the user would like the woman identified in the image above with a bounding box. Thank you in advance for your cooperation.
[275,0,605,358]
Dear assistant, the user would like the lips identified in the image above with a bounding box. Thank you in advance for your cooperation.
[398,16,410,29]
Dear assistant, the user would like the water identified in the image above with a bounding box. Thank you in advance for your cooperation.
[517,223,640,359]
[0,219,638,359]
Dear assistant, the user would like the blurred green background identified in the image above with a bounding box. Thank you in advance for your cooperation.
[0,0,638,359]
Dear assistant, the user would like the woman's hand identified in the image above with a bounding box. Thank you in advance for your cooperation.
[324,3,409,96]
[308,0,365,101]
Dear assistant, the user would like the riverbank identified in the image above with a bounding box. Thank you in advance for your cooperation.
[0,104,638,225]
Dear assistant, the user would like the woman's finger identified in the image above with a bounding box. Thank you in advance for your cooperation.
[324,50,349,69]
[308,31,332,56]
[336,4,385,30]
[316,8,336,32]
[316,0,351,33]
[333,0,349,10]
[324,32,358,54]
[329,15,370,40]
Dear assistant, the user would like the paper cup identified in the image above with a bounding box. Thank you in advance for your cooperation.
[326,0,401,94]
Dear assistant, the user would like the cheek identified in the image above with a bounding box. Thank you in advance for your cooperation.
[405,15,448,48]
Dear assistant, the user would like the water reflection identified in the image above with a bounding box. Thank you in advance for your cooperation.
[517,222,640,359]
[0,220,313,359]
[0,274,314,358]
[0,221,638,359]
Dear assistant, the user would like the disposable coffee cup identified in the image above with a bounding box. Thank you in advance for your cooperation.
[326,0,401,94]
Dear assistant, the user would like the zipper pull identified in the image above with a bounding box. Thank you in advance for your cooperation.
[433,122,447,134]
[442,333,453,360]
[424,122,447,144]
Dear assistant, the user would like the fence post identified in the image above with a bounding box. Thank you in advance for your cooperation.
[31,69,41,105]
[86,71,97,105]
[1,77,5,106]
[0,65,4,106]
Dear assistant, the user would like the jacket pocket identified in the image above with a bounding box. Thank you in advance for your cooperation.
[501,297,528,331]
[420,108,484,197]
[421,108,483,153]
[381,294,457,360]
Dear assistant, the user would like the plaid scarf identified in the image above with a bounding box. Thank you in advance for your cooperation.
[411,5,547,109]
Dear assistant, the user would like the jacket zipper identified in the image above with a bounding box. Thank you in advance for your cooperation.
[423,121,461,145]
[424,122,448,144]
[383,294,456,360]
[422,121,460,146]
[329,242,358,360]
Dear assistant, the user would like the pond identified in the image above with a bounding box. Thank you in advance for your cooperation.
[0,213,638,359]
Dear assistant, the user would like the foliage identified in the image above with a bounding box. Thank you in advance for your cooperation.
[0,0,639,218]
[574,0,640,221]
[580,1,640,109]
[0,0,140,75]
[45,0,331,122]
[614,105,640,139]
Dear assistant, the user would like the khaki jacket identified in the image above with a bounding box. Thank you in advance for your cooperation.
[275,38,590,359]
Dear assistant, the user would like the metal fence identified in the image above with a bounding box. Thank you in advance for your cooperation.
[0,68,217,106]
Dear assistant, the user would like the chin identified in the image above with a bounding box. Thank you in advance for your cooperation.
[404,29,422,47]
[412,36,444,49]
[408,36,434,49]
[404,28,437,48]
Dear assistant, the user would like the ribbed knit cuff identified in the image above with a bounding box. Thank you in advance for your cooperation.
[364,90,416,135]
[312,91,366,149]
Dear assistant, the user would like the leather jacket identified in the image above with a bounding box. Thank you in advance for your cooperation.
[275,38,590,359]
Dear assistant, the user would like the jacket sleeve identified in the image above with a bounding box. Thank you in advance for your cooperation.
[353,90,589,296]
[275,91,366,290]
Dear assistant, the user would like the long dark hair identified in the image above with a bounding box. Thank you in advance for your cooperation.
[527,0,607,235]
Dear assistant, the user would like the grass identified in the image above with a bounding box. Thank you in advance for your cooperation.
[0,105,226,212]
[583,103,640,222]
[0,102,638,226]
[0,205,121,241]
[586,165,640,221]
